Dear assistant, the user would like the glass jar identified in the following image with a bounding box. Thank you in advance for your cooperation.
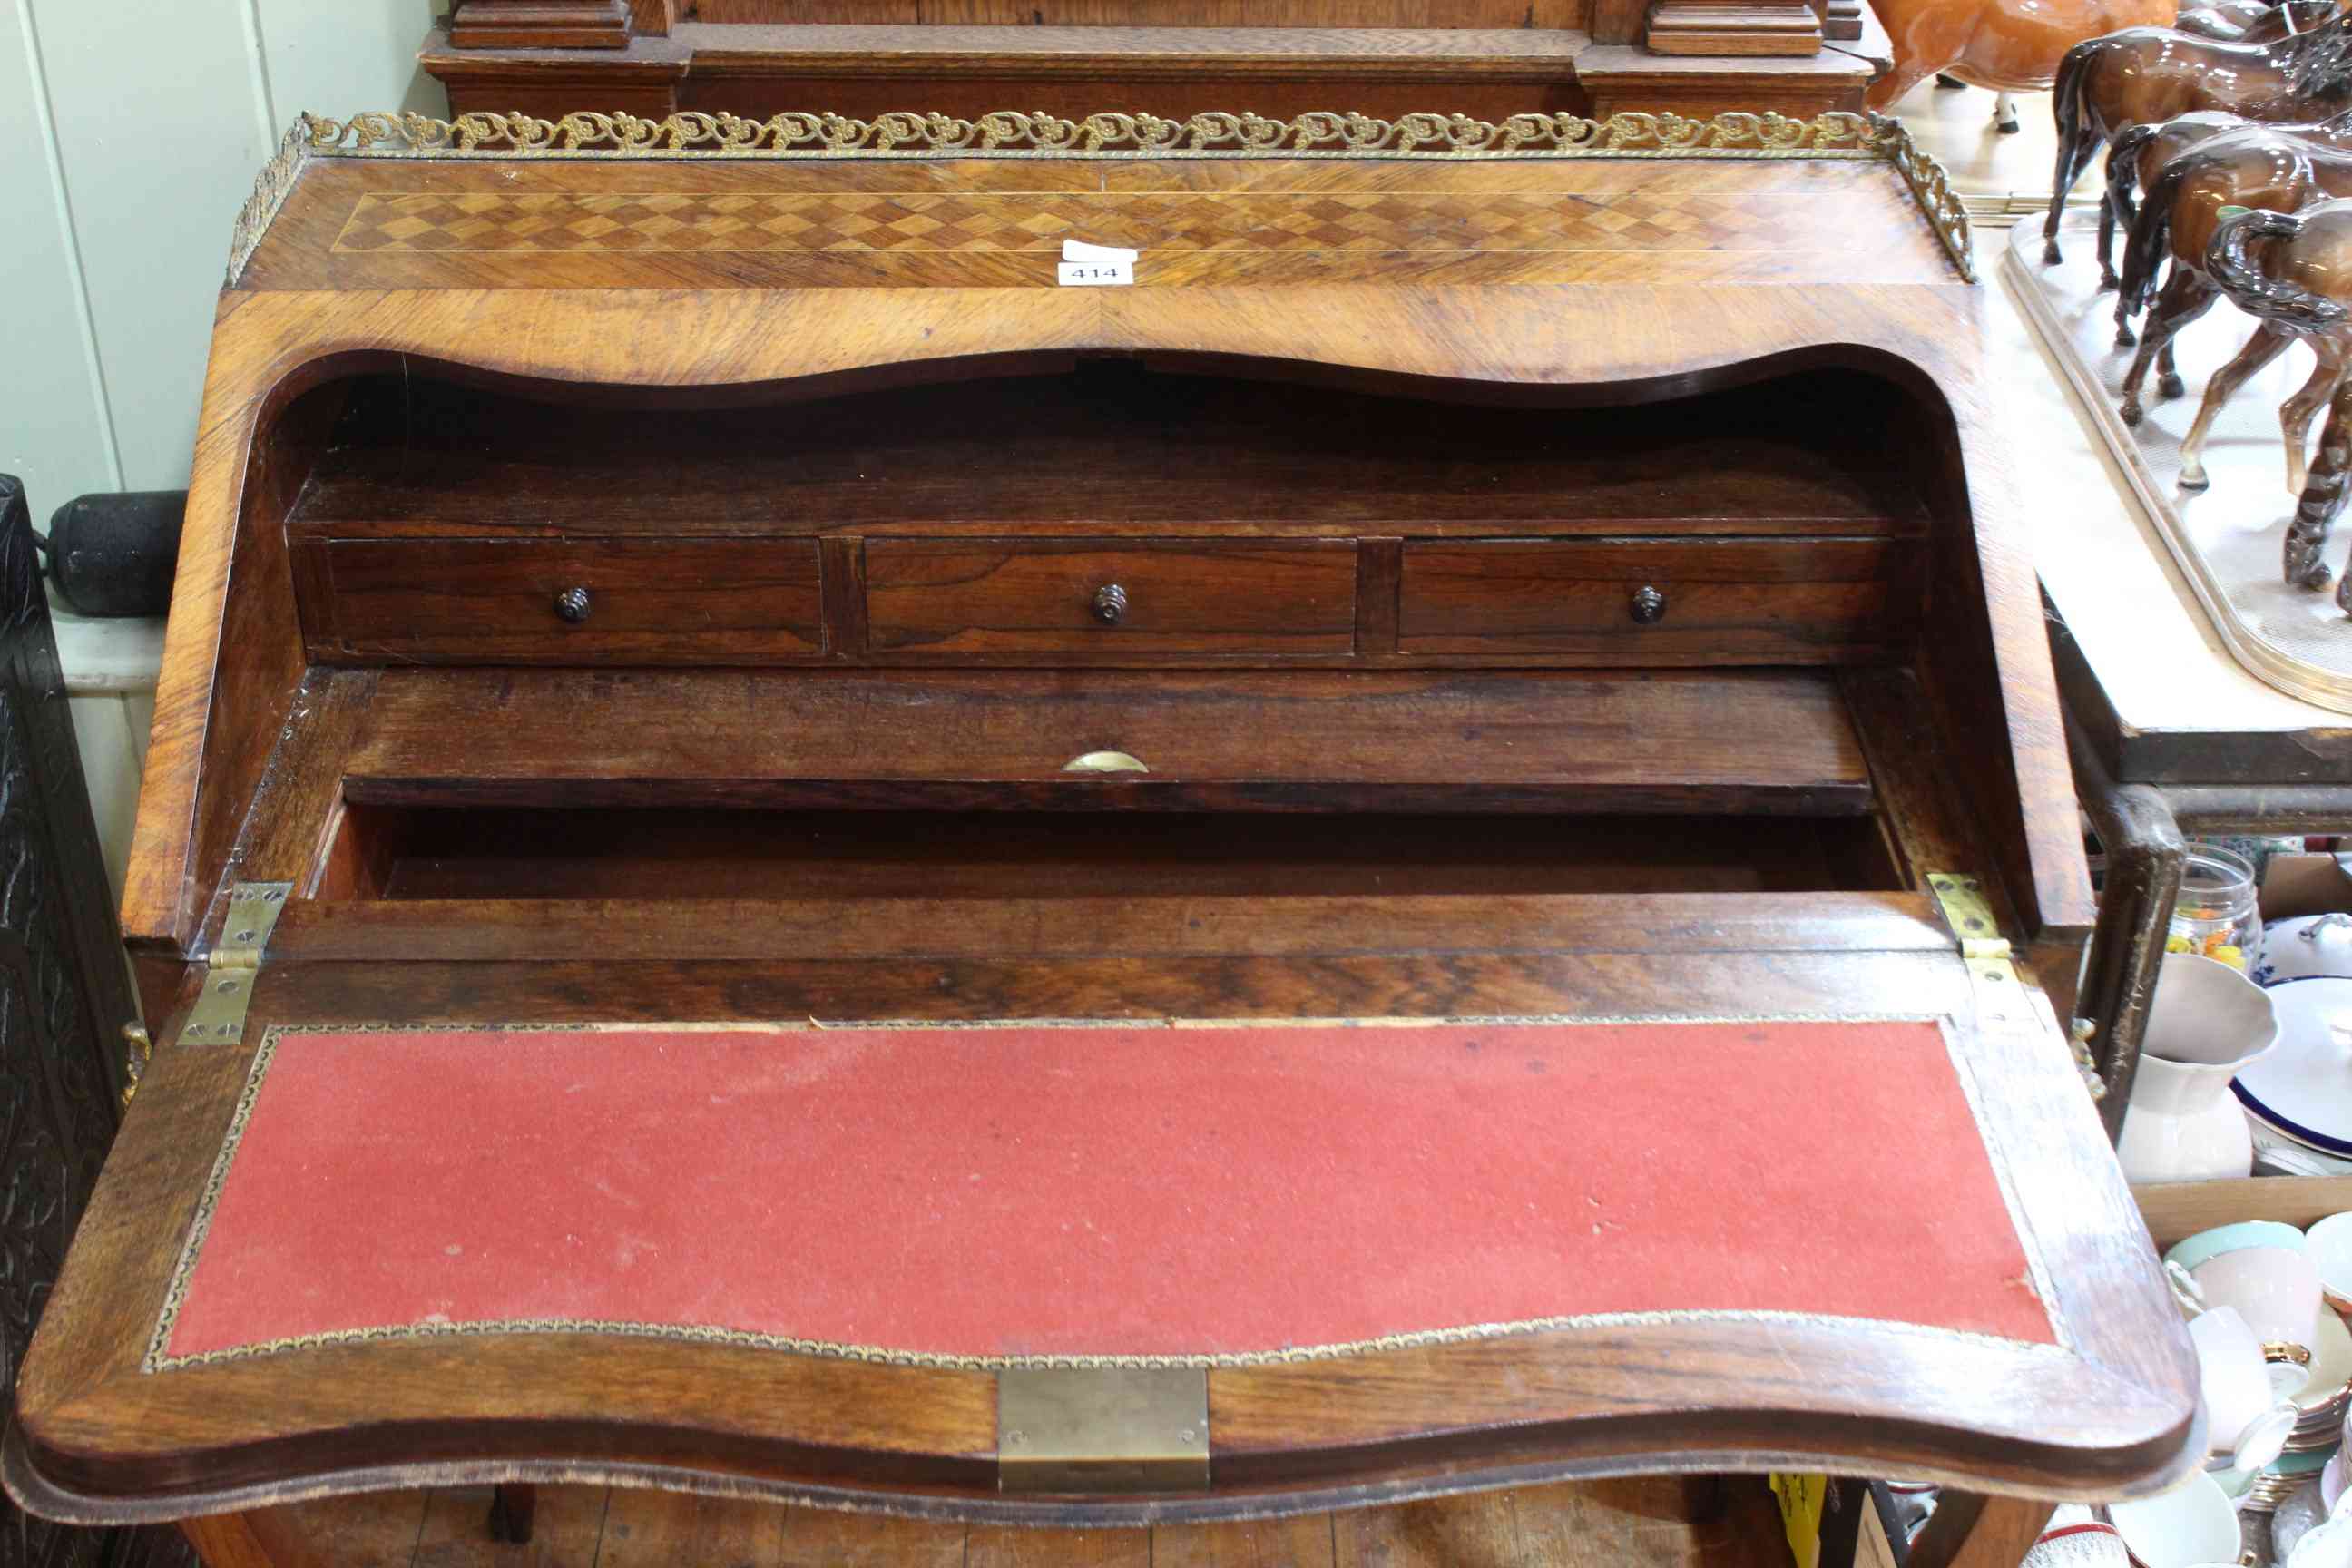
[2168,843,2263,974]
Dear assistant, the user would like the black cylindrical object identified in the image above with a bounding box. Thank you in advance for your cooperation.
[42,491,185,617]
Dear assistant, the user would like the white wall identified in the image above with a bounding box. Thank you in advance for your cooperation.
[2,0,446,895]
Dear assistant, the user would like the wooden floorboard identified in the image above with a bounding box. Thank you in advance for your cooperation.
[230,1477,1795,1566]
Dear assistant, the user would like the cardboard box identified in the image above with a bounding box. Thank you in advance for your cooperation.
[2260,852,2352,922]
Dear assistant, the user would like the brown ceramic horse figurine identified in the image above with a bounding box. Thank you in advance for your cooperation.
[2043,11,2352,264]
[2100,62,2352,293]
[1871,0,2175,128]
[2177,0,2340,37]
[2102,111,2257,291]
[2206,199,2352,605]
[2110,113,2352,329]
[2115,126,2352,423]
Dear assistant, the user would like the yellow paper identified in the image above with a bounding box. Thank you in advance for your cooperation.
[1770,1473,1828,1568]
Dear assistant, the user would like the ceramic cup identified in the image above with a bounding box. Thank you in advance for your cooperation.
[2189,1305,2299,1469]
[2119,956,2280,1184]
[2307,1212,2352,1315]
[2106,1470,2247,1567]
[2167,1221,2325,1359]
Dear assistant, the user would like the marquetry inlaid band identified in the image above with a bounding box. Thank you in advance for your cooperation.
[144,1017,2063,1373]
[228,109,1973,285]
[328,187,1900,260]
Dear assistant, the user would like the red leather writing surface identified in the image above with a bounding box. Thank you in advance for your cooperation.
[158,1020,2053,1366]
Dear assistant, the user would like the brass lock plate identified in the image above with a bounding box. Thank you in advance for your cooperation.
[997,1367,1210,1494]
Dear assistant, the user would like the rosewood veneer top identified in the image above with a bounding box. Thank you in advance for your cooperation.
[235,143,1961,294]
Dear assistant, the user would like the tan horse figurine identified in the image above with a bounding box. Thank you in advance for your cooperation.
[1932,0,2331,131]
[2175,310,2349,491]
[2206,199,2352,607]
[1870,0,2176,126]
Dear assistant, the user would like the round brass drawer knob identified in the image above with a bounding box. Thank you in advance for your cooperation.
[1629,584,1667,625]
[554,586,593,624]
[1092,583,1129,625]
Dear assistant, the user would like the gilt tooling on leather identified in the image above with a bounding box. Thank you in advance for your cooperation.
[153,1018,2055,1367]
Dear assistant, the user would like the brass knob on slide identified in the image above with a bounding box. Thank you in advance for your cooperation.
[1063,750,1150,774]
[120,1022,152,1109]
[1092,583,1129,625]
[1628,584,1667,625]
[554,586,593,624]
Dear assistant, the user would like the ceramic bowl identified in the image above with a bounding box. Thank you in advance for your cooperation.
[2233,977,2352,1160]
[2253,1122,2352,1177]
[2168,1222,2325,1357]
[2259,914,2352,987]
[2106,1470,2246,1567]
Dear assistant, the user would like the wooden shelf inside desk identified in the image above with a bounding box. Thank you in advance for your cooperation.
[337,666,1879,817]
[289,363,1930,542]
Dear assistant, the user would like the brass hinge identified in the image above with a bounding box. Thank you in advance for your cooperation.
[997,1367,1210,1494]
[1926,871,2102,1098]
[177,882,291,1047]
[1926,871,2010,963]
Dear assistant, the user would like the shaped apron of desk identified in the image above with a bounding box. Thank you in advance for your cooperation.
[5,108,2197,1535]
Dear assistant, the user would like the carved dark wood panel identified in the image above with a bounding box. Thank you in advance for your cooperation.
[0,476,187,1568]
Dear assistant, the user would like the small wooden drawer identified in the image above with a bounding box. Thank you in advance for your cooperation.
[307,538,825,663]
[864,540,1357,658]
[1397,539,1912,661]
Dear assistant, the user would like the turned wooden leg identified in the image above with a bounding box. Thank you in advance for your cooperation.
[1905,1494,2056,1568]
[490,1480,539,1544]
[181,1511,284,1567]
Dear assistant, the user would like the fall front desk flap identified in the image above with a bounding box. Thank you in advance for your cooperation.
[153,1018,2053,1370]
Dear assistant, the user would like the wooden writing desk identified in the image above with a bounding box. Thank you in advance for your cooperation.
[1,110,2191,1564]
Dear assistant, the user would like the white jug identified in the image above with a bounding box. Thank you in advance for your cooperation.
[2117,955,2279,1184]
